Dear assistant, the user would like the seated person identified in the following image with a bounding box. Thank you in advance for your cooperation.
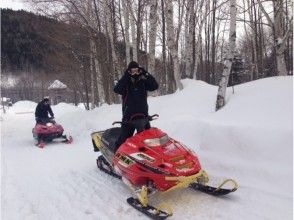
[35,97,54,124]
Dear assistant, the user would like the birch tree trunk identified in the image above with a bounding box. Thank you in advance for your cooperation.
[122,0,131,65]
[136,0,144,61]
[204,0,211,83]
[193,35,202,80]
[102,0,120,79]
[274,0,288,76]
[185,0,195,78]
[244,0,255,80]
[252,1,262,78]
[89,38,96,109]
[211,0,217,84]
[87,0,95,109]
[131,21,138,62]
[257,0,292,76]
[82,68,90,110]
[148,0,158,74]
[215,0,236,111]
[90,38,105,105]
[193,0,205,79]
[160,0,168,93]
[129,2,138,62]
[164,0,183,90]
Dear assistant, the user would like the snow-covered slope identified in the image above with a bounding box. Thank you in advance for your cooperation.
[1,76,293,220]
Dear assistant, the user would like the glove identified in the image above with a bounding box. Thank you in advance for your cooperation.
[139,67,148,76]
[124,69,132,77]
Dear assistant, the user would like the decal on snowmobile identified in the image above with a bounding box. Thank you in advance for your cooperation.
[130,152,155,163]
[93,135,102,150]
[128,155,171,175]
[116,153,135,167]
[126,142,137,148]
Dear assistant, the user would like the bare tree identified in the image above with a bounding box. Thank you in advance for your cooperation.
[257,0,293,76]
[122,0,131,65]
[16,0,293,104]
[102,0,120,79]
[211,0,217,84]
[164,0,183,90]
[128,1,138,61]
[147,0,158,74]
[192,0,205,80]
[216,0,237,111]
[184,0,195,78]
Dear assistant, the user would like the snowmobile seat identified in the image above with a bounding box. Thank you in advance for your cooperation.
[101,127,121,153]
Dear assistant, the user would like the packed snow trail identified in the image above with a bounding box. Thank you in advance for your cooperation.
[1,77,292,220]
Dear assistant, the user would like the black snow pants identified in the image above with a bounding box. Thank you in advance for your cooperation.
[114,120,150,152]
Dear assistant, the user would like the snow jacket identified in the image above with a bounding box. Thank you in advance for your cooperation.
[114,68,158,121]
[35,100,54,119]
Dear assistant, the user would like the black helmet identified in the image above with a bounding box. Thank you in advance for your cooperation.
[43,96,50,102]
[128,61,139,70]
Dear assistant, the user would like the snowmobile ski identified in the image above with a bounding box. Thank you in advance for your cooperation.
[127,197,172,220]
[190,179,238,196]
[61,135,73,143]
[97,155,121,179]
[38,140,45,148]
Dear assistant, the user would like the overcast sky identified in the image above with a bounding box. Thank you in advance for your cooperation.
[1,0,30,11]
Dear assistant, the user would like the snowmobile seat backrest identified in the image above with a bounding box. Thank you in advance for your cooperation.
[101,127,121,152]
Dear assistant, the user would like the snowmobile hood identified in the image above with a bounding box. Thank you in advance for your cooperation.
[117,128,201,176]
[34,123,64,134]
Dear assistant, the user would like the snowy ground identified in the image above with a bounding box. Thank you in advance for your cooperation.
[1,76,293,220]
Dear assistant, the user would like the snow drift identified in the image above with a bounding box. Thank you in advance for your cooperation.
[1,76,292,220]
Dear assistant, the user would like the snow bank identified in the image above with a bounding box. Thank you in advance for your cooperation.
[2,76,293,220]
[211,76,293,129]
[52,102,81,114]
[8,100,37,114]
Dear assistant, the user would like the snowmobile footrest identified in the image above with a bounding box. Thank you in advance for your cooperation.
[127,197,171,220]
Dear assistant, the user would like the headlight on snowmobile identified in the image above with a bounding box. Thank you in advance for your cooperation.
[46,122,53,127]
[144,135,169,147]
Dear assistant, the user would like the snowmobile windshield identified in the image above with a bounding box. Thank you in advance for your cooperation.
[144,135,169,147]
[46,122,54,127]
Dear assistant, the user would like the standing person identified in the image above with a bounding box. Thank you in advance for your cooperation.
[35,97,54,124]
[113,61,158,151]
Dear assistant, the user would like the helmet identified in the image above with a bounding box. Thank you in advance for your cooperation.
[43,96,50,102]
[128,61,139,70]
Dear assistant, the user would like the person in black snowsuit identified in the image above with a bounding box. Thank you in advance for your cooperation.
[35,97,54,124]
[113,61,158,151]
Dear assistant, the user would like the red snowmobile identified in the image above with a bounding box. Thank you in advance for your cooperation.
[91,115,238,219]
[32,118,73,148]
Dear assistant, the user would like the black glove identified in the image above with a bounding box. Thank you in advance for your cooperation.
[124,69,132,77]
[139,67,148,76]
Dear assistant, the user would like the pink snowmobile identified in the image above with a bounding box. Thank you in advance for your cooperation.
[32,118,73,148]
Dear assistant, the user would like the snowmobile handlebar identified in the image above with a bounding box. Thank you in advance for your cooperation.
[112,114,159,126]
